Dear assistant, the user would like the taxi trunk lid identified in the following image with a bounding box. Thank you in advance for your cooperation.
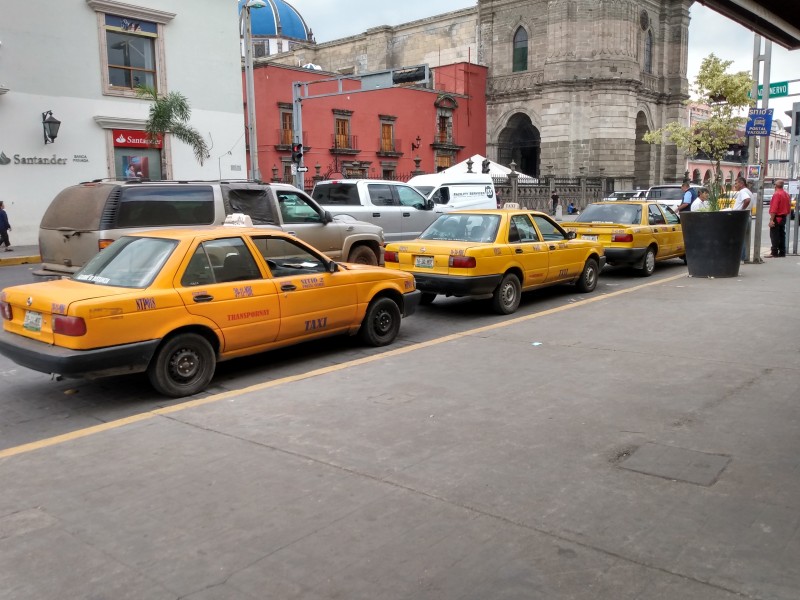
[566,223,628,244]
[2,279,134,344]
[396,241,482,274]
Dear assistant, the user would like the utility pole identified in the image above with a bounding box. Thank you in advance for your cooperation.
[747,35,771,264]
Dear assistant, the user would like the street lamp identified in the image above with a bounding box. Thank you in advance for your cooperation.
[241,0,266,181]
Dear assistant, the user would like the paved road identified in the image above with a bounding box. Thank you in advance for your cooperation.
[1,251,799,599]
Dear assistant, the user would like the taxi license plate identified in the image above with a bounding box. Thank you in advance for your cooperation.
[23,310,42,332]
[414,255,434,268]
[582,234,598,241]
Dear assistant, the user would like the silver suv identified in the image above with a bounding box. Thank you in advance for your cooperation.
[35,179,385,278]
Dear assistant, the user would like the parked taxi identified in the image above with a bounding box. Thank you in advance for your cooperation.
[383,209,605,315]
[562,201,683,276]
[0,226,420,397]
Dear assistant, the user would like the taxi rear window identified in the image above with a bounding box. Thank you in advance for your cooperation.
[74,236,177,288]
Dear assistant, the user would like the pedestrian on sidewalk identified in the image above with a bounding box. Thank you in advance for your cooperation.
[767,179,791,257]
[732,177,752,260]
[691,187,710,211]
[0,201,12,252]
[551,191,559,215]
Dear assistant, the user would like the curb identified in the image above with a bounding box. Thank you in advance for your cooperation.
[0,254,41,267]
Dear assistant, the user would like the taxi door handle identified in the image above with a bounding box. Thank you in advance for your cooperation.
[549,245,556,250]
[193,294,214,303]
[515,248,523,254]
[281,283,297,292]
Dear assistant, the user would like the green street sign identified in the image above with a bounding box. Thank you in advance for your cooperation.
[749,82,789,99]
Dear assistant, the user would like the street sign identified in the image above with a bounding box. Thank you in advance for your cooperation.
[749,81,789,99]
[297,166,308,172]
[745,108,773,136]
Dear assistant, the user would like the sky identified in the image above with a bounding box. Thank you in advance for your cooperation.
[288,0,799,123]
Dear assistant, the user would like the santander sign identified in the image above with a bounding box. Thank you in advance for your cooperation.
[112,129,163,149]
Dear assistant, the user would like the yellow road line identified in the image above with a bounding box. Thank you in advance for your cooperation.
[0,273,686,460]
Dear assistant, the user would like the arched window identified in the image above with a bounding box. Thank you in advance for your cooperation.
[513,27,528,72]
[644,30,653,74]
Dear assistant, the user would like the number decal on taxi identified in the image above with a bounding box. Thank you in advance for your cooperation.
[234,286,253,298]
[559,269,569,277]
[135,297,156,311]
[301,277,325,289]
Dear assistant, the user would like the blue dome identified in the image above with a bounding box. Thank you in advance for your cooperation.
[238,0,312,41]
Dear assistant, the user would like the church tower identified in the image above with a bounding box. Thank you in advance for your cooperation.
[480,0,690,186]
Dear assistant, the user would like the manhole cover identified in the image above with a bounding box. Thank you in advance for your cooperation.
[619,442,730,486]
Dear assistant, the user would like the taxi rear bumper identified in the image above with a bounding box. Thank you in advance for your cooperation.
[412,273,503,297]
[0,331,160,378]
[604,247,647,265]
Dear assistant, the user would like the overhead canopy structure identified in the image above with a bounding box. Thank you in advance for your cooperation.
[697,0,800,49]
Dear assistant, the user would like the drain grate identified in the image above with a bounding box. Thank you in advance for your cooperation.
[619,442,730,486]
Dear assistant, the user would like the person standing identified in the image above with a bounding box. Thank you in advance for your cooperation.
[691,187,710,211]
[732,177,752,261]
[551,191,559,215]
[677,182,693,213]
[0,201,11,251]
[767,179,791,257]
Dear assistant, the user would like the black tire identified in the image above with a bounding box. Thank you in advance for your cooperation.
[147,333,216,398]
[491,273,521,315]
[347,245,378,265]
[419,292,437,306]
[636,246,656,277]
[576,258,599,292]
[359,297,401,346]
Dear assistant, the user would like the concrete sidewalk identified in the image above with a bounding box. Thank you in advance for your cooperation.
[0,259,799,599]
[0,245,40,266]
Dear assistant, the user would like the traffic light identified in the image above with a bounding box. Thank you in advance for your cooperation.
[291,143,303,163]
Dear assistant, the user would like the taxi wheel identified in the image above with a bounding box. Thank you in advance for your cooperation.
[347,245,379,265]
[147,333,216,398]
[637,246,656,277]
[420,292,437,306]
[359,297,401,346]
[576,258,599,293]
[491,273,521,315]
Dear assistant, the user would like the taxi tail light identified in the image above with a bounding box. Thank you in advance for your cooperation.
[53,315,87,336]
[0,301,12,321]
[384,250,398,263]
[98,239,114,251]
[612,233,634,242]
[449,256,476,268]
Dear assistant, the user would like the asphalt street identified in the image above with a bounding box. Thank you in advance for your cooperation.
[0,229,798,599]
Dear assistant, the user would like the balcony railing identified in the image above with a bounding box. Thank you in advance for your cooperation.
[330,134,359,154]
[377,138,403,155]
[275,129,307,148]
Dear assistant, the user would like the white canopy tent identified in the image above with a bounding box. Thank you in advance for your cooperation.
[440,154,538,183]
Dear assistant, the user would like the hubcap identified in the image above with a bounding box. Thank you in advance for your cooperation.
[375,310,392,334]
[502,283,516,306]
[646,251,655,272]
[169,348,200,381]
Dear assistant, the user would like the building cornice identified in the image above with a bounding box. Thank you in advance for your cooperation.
[93,116,148,129]
[86,0,176,24]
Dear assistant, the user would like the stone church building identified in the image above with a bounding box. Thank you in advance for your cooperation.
[263,0,691,188]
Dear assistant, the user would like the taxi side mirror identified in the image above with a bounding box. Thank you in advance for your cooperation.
[328,261,339,273]
[567,231,577,240]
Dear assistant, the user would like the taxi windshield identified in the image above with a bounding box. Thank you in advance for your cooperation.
[73,236,178,288]
[579,204,642,225]
[420,214,501,242]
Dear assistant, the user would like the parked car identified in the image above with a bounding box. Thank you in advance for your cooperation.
[311,179,435,243]
[35,180,385,279]
[562,201,683,276]
[645,184,701,210]
[603,190,647,201]
[383,209,605,314]
[0,227,420,397]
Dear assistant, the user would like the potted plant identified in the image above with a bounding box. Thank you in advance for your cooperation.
[644,54,754,277]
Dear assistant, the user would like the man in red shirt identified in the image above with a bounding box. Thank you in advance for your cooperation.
[767,179,791,257]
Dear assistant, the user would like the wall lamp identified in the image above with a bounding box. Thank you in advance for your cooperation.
[411,135,421,151]
[42,111,61,144]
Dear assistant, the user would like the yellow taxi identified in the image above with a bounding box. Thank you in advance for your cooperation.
[0,227,420,397]
[562,201,683,276]
[383,209,605,315]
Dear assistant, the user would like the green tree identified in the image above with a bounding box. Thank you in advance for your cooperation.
[136,85,210,166]
[644,54,753,210]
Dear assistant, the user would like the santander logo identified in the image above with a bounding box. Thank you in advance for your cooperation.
[115,134,127,144]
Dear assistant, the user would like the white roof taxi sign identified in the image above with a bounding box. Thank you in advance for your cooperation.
[223,213,253,227]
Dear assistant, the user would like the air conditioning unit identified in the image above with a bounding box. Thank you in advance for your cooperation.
[254,42,267,58]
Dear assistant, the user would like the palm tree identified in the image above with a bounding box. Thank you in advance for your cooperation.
[136,85,210,166]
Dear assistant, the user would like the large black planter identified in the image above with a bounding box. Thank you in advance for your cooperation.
[681,210,749,278]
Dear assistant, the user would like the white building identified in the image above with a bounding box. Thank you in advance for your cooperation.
[0,0,247,245]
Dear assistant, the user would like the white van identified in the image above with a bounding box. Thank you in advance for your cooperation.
[407,173,497,212]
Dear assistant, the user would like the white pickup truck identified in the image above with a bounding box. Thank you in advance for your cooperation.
[311,179,437,243]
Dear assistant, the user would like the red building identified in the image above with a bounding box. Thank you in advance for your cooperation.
[245,62,488,188]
